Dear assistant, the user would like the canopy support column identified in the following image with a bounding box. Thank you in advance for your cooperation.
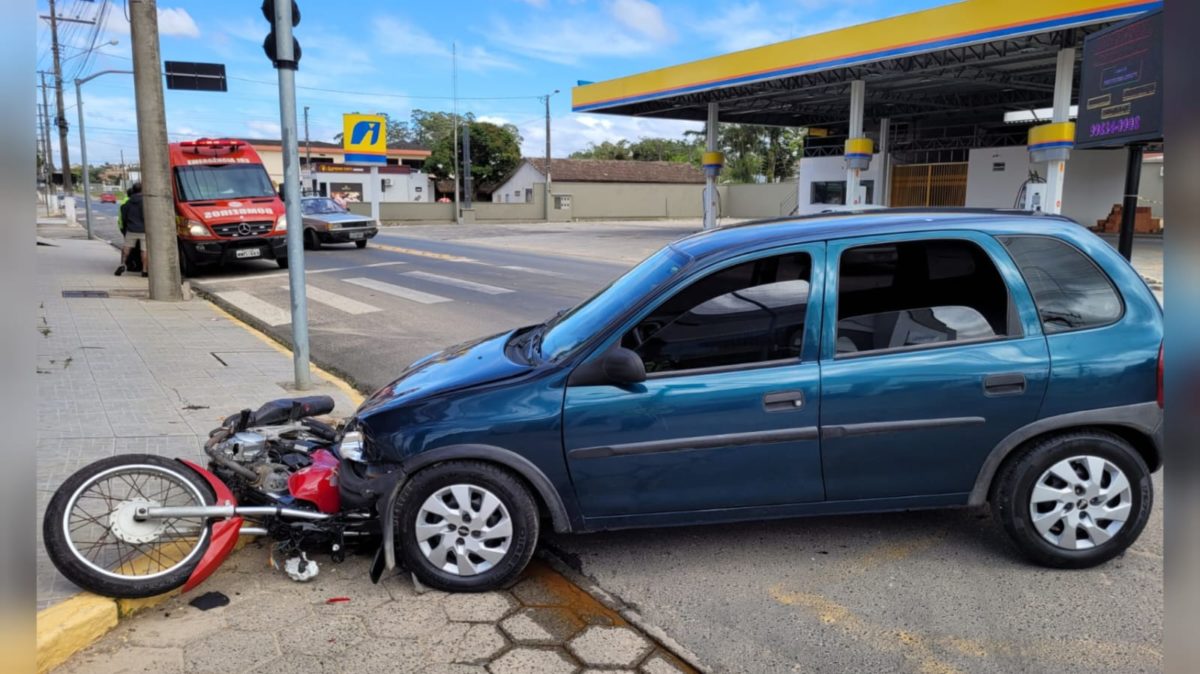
[846,80,866,206]
[1044,47,1075,214]
[877,117,890,207]
[703,102,720,230]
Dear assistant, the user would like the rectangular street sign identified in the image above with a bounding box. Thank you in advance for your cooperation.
[1075,9,1162,149]
[164,61,228,92]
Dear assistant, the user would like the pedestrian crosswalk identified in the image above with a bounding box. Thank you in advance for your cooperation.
[201,244,594,328]
[402,271,514,295]
[342,277,452,305]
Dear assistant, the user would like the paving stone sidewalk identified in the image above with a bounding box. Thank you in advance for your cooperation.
[35,224,358,609]
[55,554,694,674]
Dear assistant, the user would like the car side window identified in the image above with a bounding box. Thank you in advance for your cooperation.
[622,252,812,374]
[998,236,1122,334]
[835,239,1015,356]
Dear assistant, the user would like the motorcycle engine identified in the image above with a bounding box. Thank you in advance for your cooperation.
[209,425,321,499]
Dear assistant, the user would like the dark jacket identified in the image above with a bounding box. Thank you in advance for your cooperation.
[119,193,145,234]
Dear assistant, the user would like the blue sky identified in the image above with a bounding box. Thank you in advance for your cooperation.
[37,0,945,166]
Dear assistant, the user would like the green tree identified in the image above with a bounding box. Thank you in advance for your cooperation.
[424,120,521,199]
[570,139,632,160]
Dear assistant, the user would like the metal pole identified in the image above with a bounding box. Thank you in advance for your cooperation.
[49,0,75,221]
[452,42,460,225]
[846,79,865,207]
[75,70,134,240]
[1044,47,1075,215]
[129,0,182,300]
[462,123,472,210]
[273,0,311,390]
[544,92,553,218]
[878,117,890,207]
[75,79,93,239]
[703,101,718,230]
[303,105,311,189]
[1117,143,1143,261]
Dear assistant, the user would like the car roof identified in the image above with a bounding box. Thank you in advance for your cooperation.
[671,208,1081,260]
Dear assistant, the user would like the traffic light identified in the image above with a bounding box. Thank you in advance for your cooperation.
[261,0,301,69]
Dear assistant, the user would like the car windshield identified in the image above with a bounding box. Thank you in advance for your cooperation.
[174,164,277,201]
[538,245,691,361]
[302,197,348,215]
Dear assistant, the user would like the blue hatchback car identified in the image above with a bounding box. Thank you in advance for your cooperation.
[340,210,1164,591]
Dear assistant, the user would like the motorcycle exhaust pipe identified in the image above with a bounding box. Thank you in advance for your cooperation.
[239,526,268,536]
[139,505,331,521]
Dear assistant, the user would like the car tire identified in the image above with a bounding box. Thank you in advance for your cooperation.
[991,430,1152,569]
[355,240,368,249]
[394,460,539,592]
[304,229,321,251]
[276,256,289,269]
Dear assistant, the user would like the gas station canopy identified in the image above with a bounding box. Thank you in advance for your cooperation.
[572,0,1162,160]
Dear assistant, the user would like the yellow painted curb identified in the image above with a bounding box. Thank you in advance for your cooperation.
[204,301,366,407]
[36,594,118,674]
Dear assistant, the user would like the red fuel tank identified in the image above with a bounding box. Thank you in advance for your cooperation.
[288,449,342,514]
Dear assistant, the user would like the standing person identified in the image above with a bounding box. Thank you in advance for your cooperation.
[115,182,148,277]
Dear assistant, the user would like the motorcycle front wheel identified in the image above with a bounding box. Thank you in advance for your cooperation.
[43,454,215,598]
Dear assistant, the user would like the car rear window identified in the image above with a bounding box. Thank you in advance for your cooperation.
[999,236,1122,334]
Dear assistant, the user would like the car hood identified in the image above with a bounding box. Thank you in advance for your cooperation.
[355,331,532,416]
[304,211,373,225]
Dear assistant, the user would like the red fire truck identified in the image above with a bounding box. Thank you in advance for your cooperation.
[170,138,288,276]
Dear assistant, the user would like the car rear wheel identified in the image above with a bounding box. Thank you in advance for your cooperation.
[355,240,367,249]
[395,461,539,592]
[991,430,1152,568]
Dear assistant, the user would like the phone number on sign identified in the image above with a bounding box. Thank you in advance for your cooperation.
[1090,115,1141,139]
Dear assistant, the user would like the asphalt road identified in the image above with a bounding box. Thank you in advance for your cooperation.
[80,209,1163,672]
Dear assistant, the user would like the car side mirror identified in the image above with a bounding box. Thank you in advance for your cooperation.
[568,347,647,387]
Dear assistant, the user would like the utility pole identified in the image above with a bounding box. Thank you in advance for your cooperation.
[542,89,558,218]
[48,0,76,223]
[267,0,311,390]
[129,0,182,300]
[452,42,460,225]
[38,74,56,214]
[119,149,127,190]
[461,124,472,209]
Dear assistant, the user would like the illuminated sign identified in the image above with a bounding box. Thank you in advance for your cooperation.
[342,113,388,164]
[1075,9,1162,149]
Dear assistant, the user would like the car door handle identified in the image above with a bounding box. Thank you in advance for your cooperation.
[984,373,1026,396]
[763,390,805,412]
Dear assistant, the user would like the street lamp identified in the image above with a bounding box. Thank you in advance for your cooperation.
[76,65,133,240]
[62,39,119,64]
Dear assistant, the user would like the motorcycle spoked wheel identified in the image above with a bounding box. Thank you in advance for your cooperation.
[43,454,216,598]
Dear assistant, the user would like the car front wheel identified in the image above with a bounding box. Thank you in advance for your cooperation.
[395,460,539,592]
[992,430,1152,568]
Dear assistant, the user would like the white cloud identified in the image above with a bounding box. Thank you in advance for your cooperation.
[519,0,548,6]
[372,17,519,73]
[245,120,282,138]
[103,6,199,38]
[609,0,672,43]
[691,1,867,53]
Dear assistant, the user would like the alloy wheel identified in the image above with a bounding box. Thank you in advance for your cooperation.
[1028,455,1133,550]
[414,483,512,576]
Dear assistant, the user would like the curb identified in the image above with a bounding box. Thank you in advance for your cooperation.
[34,292,365,674]
[35,539,253,674]
[538,546,711,674]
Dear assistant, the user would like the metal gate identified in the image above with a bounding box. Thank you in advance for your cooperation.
[889,163,968,207]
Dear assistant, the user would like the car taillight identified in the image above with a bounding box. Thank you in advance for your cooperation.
[1156,342,1164,409]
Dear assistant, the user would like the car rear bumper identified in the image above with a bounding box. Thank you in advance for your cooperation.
[180,236,288,266]
[318,227,378,243]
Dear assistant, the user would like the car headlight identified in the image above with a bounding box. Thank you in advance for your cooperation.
[339,430,365,462]
[187,220,208,237]
[274,215,287,232]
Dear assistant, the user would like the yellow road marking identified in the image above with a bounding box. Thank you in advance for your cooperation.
[369,242,475,262]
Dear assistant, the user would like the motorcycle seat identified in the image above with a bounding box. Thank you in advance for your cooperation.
[228,395,337,427]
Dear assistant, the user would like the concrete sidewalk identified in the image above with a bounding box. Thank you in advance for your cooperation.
[35,221,695,674]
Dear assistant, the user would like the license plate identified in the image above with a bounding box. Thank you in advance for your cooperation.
[235,248,261,259]
[349,232,365,239]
